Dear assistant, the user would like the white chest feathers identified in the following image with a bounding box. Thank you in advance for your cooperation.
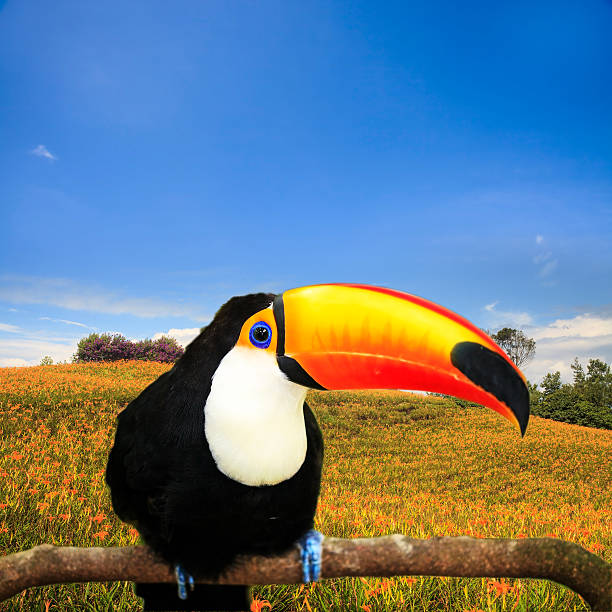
[204,346,308,486]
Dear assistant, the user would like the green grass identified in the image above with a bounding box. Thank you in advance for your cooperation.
[1,362,610,611]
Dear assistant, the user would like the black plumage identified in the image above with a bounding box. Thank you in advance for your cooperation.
[105,283,530,611]
[105,293,323,608]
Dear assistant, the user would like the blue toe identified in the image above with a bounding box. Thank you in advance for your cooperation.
[298,529,324,583]
[174,563,194,600]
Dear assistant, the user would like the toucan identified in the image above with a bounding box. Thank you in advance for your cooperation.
[106,284,529,611]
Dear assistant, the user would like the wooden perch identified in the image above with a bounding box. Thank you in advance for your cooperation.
[1,536,610,610]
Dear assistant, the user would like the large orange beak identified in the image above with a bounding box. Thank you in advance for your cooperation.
[273,284,529,435]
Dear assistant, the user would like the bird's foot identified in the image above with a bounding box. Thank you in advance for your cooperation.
[297,529,324,582]
[174,563,195,600]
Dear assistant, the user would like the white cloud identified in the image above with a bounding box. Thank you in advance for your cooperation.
[39,317,93,329]
[533,252,551,264]
[481,306,612,383]
[0,275,210,321]
[0,323,21,333]
[0,358,32,368]
[0,336,77,367]
[0,323,207,367]
[31,144,57,161]
[539,260,558,278]
[533,248,558,280]
[531,314,612,340]
[153,327,202,348]
[536,235,544,244]
[482,301,533,328]
[522,313,612,384]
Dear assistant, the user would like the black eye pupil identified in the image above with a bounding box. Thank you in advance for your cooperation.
[249,321,272,349]
[253,326,269,342]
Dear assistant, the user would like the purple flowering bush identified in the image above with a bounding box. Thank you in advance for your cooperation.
[74,333,184,363]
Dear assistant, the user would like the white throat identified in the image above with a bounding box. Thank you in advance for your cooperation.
[204,346,308,486]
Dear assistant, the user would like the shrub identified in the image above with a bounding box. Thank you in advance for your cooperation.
[74,333,184,364]
[136,336,183,363]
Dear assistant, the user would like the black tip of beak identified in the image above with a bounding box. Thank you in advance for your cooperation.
[451,342,530,436]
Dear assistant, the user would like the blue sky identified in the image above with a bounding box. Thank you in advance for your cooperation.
[1,0,611,382]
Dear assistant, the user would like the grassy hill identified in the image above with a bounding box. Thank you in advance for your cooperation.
[1,361,610,611]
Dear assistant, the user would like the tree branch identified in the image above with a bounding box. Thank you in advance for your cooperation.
[1,536,610,610]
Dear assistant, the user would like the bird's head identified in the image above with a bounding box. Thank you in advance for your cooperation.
[202,283,529,486]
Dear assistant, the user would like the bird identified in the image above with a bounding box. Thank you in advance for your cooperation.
[106,283,529,611]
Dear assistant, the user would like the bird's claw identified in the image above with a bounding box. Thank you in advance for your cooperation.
[297,529,323,582]
[174,563,195,600]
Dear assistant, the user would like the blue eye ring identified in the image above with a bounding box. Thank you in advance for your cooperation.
[249,321,272,349]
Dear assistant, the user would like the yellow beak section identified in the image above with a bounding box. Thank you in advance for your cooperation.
[273,284,529,435]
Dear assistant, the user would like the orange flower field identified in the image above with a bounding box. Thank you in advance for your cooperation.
[0,361,610,611]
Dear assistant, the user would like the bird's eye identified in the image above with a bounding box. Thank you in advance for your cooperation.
[249,321,272,349]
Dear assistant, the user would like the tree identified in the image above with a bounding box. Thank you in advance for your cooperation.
[530,359,612,430]
[540,371,562,396]
[490,328,536,369]
[584,358,611,410]
[571,358,586,387]
[39,356,54,366]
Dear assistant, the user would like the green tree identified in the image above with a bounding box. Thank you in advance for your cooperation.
[490,327,536,369]
[531,359,612,430]
[527,380,541,407]
[540,371,561,396]
[39,355,54,366]
[584,358,611,409]
[571,358,586,386]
